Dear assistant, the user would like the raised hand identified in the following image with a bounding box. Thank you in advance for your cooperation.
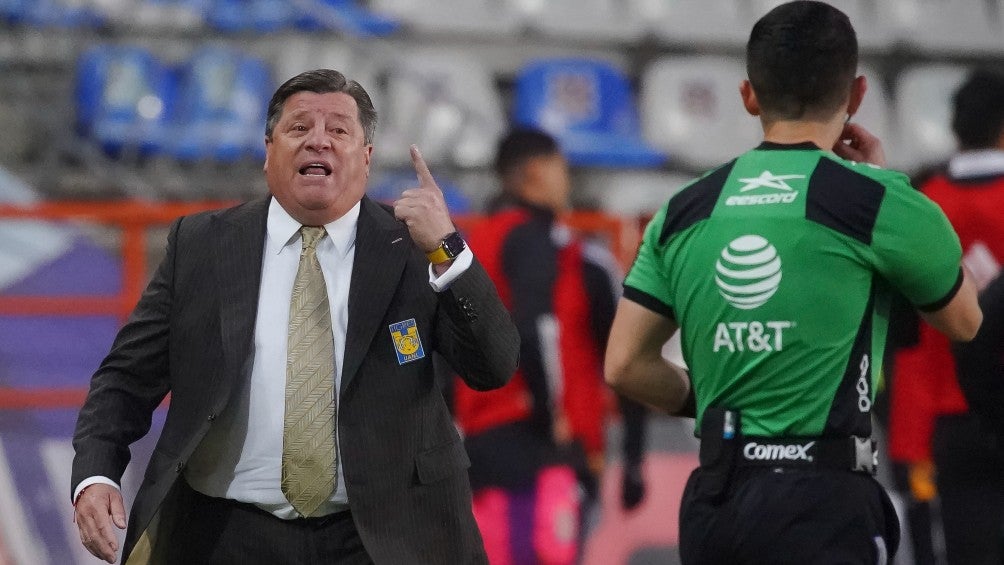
[74,483,127,563]
[393,145,457,257]
[834,122,886,167]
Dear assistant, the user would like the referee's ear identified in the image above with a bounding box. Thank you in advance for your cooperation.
[846,75,867,119]
[740,80,761,117]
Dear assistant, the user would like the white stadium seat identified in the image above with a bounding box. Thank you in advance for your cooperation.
[634,0,749,48]
[270,38,381,98]
[516,0,644,43]
[891,64,971,173]
[877,0,1003,55]
[375,49,506,169]
[640,55,762,170]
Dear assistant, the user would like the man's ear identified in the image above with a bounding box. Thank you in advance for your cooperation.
[846,75,867,118]
[740,80,761,117]
[263,136,271,173]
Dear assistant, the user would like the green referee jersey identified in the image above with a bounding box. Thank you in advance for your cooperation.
[625,142,963,438]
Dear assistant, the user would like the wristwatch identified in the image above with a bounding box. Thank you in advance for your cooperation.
[426,231,466,264]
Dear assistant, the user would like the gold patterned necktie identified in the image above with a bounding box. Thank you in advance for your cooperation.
[281,225,337,517]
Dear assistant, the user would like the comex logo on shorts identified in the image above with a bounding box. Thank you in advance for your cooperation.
[714,235,782,309]
[712,235,794,353]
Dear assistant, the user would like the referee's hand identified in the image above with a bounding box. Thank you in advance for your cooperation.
[834,122,886,167]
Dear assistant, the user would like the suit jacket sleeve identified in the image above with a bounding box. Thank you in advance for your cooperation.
[434,255,519,392]
[70,217,179,497]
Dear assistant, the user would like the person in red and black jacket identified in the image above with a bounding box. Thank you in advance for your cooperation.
[454,128,648,564]
[888,68,1004,565]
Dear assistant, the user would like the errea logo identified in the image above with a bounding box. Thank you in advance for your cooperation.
[715,235,782,310]
[726,170,804,206]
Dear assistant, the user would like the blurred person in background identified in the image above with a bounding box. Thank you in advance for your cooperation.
[954,273,1004,443]
[888,68,1004,565]
[604,2,982,563]
[71,69,519,564]
[454,128,648,564]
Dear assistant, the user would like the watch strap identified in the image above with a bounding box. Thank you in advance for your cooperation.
[426,245,452,264]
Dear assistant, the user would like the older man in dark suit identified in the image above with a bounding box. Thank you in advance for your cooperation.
[71,69,519,565]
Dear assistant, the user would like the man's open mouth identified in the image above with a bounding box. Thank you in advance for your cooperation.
[299,163,332,176]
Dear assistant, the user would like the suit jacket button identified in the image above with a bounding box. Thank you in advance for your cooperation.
[458,299,478,321]
[207,414,216,422]
[175,462,184,473]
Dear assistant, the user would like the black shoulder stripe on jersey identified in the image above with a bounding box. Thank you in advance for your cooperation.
[805,157,885,245]
[658,160,736,245]
[918,267,964,312]
[623,285,676,320]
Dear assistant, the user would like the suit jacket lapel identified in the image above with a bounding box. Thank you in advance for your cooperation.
[215,196,269,389]
[341,196,410,395]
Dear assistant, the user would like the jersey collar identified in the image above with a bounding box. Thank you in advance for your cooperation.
[756,141,821,151]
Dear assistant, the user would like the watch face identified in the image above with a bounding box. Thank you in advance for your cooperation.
[442,232,466,258]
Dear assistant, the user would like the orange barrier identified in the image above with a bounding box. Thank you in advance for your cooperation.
[0,200,239,319]
[0,200,642,409]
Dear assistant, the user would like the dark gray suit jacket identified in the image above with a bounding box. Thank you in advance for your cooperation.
[72,196,520,564]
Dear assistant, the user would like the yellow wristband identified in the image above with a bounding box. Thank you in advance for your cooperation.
[426,246,451,264]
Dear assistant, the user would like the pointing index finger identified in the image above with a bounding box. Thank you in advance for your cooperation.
[410,144,435,187]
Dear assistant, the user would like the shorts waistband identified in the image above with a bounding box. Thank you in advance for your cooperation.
[735,436,877,475]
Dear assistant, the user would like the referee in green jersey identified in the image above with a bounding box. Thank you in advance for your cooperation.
[604,2,983,563]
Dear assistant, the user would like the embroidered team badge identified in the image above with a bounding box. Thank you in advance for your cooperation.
[389,319,425,364]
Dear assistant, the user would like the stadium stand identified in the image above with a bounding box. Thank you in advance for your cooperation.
[517,0,645,44]
[376,48,507,169]
[877,0,1004,56]
[639,55,760,171]
[167,45,273,162]
[0,0,104,28]
[513,57,666,168]
[891,64,971,172]
[637,0,750,49]
[74,45,175,158]
[368,0,521,37]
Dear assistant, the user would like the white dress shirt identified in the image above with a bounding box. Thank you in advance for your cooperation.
[75,197,473,518]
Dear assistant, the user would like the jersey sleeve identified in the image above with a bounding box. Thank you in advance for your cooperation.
[623,205,676,319]
[871,178,963,310]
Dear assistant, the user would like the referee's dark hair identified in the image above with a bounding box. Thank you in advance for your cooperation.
[952,68,1004,151]
[746,1,858,121]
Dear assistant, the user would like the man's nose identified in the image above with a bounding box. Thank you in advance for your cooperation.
[304,127,332,151]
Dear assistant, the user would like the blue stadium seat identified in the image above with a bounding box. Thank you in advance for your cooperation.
[294,0,400,37]
[75,45,175,157]
[1,0,104,28]
[369,0,520,37]
[207,0,296,33]
[169,46,273,162]
[367,171,472,214]
[513,58,666,169]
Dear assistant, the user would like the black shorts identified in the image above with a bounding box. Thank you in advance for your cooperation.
[679,466,900,565]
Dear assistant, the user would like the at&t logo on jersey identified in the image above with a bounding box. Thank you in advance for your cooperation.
[725,170,804,206]
[715,235,782,309]
[713,235,795,353]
